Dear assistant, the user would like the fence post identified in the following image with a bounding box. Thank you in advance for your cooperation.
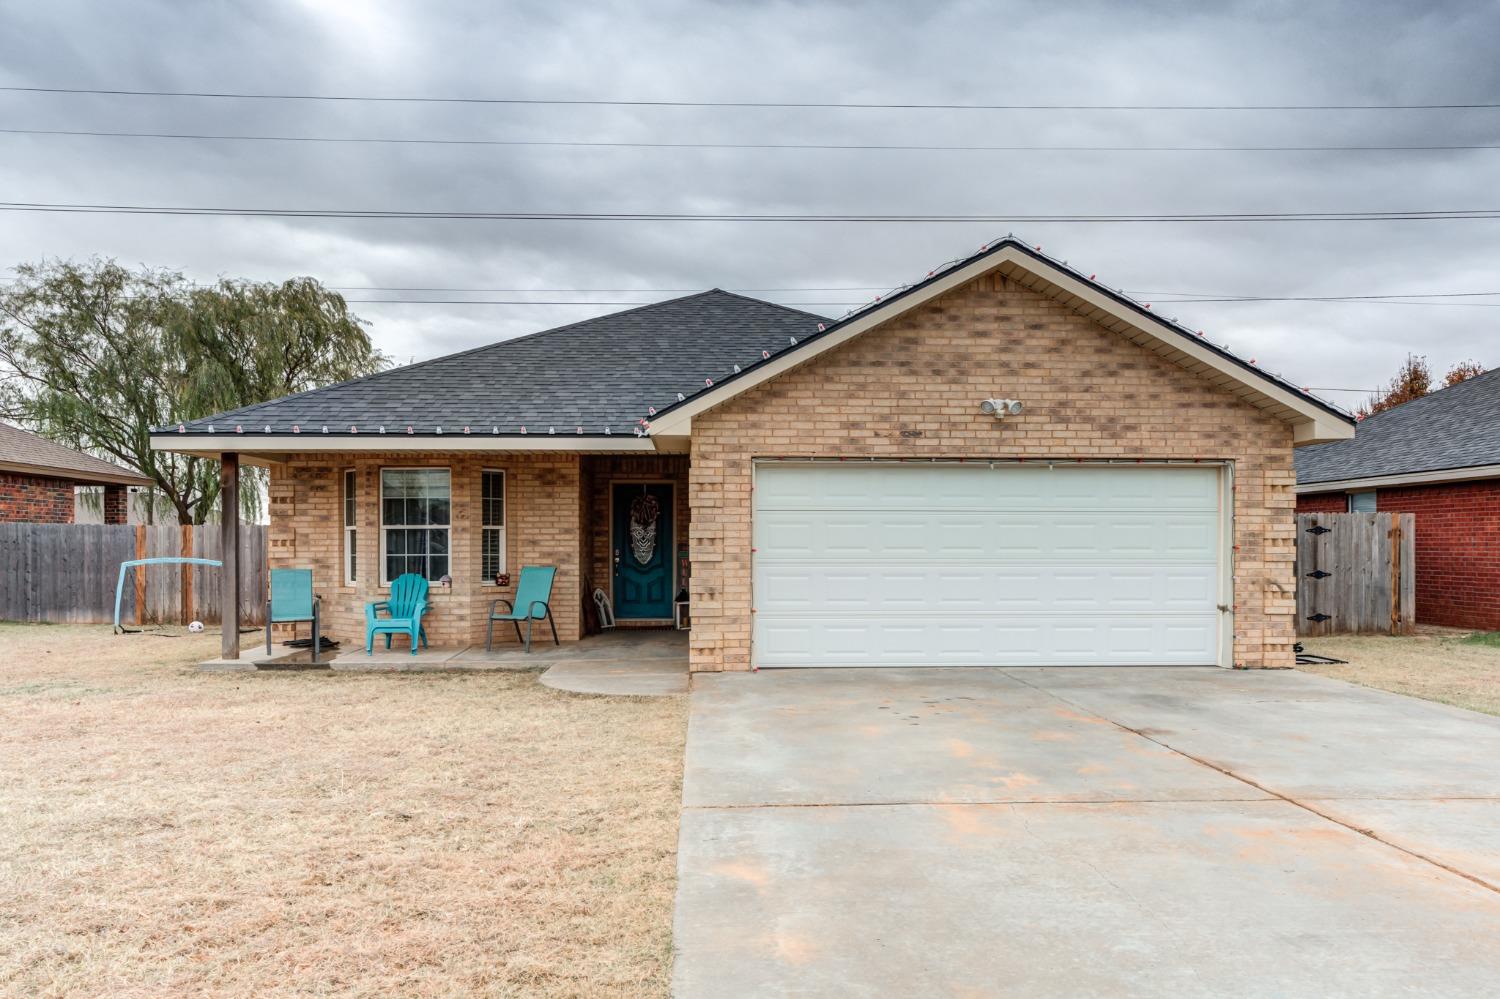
[134,524,147,626]
[180,523,194,625]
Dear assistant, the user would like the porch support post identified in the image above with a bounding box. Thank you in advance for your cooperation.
[220,452,241,660]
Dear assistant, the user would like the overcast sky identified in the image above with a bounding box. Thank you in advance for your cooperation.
[2,0,1498,409]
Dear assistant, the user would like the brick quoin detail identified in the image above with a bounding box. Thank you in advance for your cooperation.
[1296,492,1347,514]
[0,472,75,523]
[689,271,1298,673]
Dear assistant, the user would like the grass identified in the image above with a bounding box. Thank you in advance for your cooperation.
[1297,627,1500,717]
[0,623,687,998]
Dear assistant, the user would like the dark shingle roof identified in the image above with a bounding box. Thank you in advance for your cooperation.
[0,422,152,485]
[1296,366,1500,485]
[161,290,826,437]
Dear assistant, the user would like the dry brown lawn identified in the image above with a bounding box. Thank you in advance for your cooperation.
[1297,627,1500,717]
[0,623,687,998]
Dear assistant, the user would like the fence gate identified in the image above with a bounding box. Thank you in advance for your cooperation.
[1295,512,1415,636]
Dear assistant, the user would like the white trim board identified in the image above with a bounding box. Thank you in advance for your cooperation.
[1296,464,1500,493]
[647,242,1353,446]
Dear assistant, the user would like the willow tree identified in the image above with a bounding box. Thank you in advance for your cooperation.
[0,259,386,524]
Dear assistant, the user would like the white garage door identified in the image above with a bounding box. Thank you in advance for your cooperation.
[752,462,1224,668]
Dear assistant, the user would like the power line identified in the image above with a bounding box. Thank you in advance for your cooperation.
[5,201,1500,223]
[329,284,1500,300]
[3,85,1497,111]
[4,126,1497,154]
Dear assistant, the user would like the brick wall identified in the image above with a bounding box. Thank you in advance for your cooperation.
[0,472,75,523]
[1378,480,1500,630]
[102,484,128,524]
[689,270,1299,672]
[1296,492,1347,513]
[268,452,584,649]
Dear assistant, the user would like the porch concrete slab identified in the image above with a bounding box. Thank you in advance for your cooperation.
[675,799,1500,998]
[452,628,687,666]
[328,646,467,668]
[197,642,321,671]
[1004,667,1500,799]
[684,668,1266,808]
[540,657,688,696]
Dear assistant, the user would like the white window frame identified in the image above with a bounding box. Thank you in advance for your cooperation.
[481,468,507,584]
[1347,490,1377,513]
[378,467,453,585]
[342,468,357,586]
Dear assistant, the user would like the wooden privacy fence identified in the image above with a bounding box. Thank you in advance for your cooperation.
[0,523,268,626]
[1295,512,1415,636]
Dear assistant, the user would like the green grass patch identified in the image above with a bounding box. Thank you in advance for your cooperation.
[1459,631,1500,648]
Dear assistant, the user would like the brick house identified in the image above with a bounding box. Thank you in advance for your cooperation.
[0,422,151,523]
[150,238,1353,669]
[1296,369,1500,630]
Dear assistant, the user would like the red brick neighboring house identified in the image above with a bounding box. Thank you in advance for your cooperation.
[1296,368,1500,629]
[0,422,152,523]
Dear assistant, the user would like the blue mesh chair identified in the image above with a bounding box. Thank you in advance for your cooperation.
[266,568,321,663]
[487,566,558,652]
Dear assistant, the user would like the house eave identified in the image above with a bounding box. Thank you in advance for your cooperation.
[149,433,661,460]
[0,458,153,487]
[1295,463,1500,494]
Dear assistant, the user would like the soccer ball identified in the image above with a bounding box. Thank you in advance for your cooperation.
[188,620,205,633]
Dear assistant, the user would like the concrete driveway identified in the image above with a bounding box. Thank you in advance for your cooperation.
[673,667,1500,997]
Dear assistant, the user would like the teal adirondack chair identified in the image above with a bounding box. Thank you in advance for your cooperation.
[486,565,559,653]
[366,573,430,655]
[266,568,322,663]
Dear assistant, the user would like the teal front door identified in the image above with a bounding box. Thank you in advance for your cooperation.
[612,483,675,619]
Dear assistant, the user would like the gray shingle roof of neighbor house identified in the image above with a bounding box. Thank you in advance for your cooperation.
[156,236,1351,442]
[0,422,153,485]
[1296,366,1500,486]
[159,290,827,438]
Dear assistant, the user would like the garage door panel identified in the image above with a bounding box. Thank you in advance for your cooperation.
[755,512,1217,563]
[755,564,1215,615]
[753,464,1223,668]
[752,614,1219,667]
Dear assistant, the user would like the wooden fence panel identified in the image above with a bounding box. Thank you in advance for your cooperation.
[1296,512,1415,636]
[0,522,266,626]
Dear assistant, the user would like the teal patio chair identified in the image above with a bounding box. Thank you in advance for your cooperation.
[487,565,558,653]
[366,573,430,655]
[266,568,321,664]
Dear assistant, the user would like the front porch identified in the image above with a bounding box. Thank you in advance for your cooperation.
[210,449,691,661]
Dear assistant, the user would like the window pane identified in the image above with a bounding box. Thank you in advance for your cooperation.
[383,496,405,526]
[428,528,448,555]
[1349,492,1377,512]
[482,527,501,579]
[430,555,449,580]
[428,497,450,527]
[482,471,505,527]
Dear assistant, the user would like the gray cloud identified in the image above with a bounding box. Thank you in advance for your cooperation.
[2,0,1497,404]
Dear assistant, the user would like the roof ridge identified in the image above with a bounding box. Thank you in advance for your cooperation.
[705,287,829,323]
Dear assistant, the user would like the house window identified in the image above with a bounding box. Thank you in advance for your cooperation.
[342,469,357,585]
[1348,491,1377,513]
[380,468,451,583]
[481,470,506,581]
